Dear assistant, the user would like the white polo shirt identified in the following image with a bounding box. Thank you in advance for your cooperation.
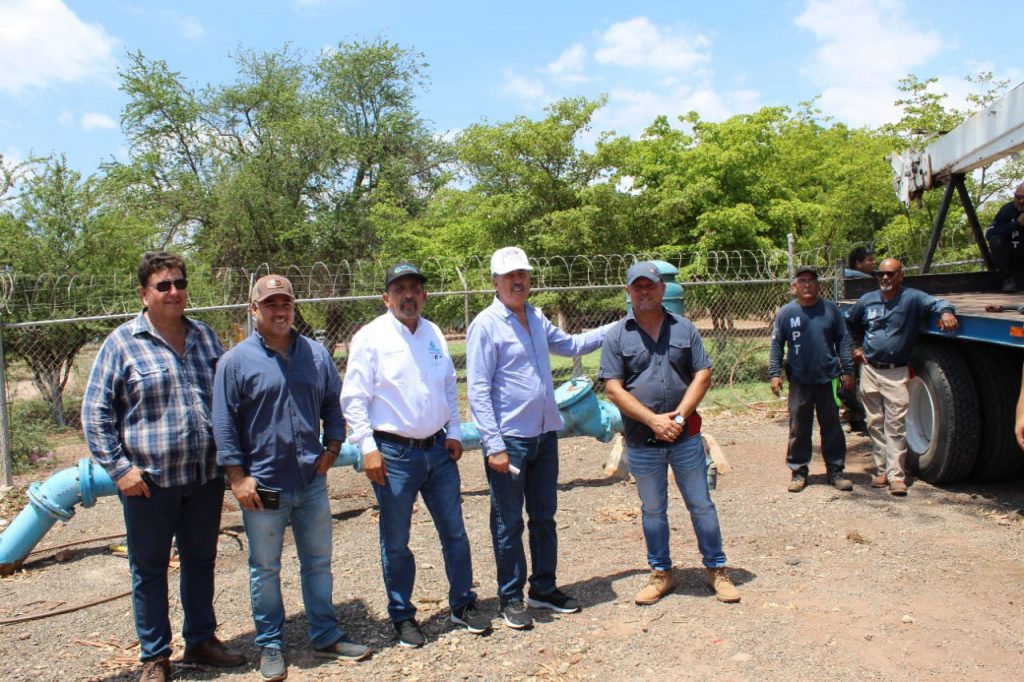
[341,311,462,455]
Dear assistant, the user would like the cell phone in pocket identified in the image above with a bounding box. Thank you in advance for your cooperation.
[256,485,280,510]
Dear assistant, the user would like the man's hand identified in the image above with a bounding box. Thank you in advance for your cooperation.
[445,438,464,462]
[1017,212,1024,226]
[363,449,387,485]
[115,466,151,498]
[841,374,855,394]
[1016,415,1024,451]
[937,312,959,332]
[852,347,866,364]
[770,376,784,397]
[487,450,510,474]
[229,475,262,510]
[647,411,682,442]
[314,448,338,475]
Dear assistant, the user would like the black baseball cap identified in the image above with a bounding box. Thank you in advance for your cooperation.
[794,265,819,279]
[384,262,427,290]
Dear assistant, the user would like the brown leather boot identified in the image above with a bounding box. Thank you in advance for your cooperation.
[140,657,170,682]
[705,567,741,603]
[634,568,676,605]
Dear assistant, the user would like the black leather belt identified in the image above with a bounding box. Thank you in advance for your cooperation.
[373,429,445,449]
[867,359,907,370]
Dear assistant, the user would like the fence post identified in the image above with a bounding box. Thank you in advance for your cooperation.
[834,258,844,302]
[786,233,796,279]
[455,266,469,332]
[0,319,12,486]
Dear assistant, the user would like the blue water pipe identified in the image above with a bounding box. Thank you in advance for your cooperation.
[0,377,625,575]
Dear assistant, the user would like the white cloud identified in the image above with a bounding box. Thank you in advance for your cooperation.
[169,13,206,41]
[594,17,710,72]
[0,0,118,94]
[80,112,116,131]
[592,84,761,141]
[499,69,547,102]
[547,44,588,84]
[794,0,943,127]
[57,110,74,127]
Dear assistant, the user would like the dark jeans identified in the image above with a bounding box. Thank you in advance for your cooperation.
[786,380,846,476]
[373,439,477,623]
[120,476,225,662]
[484,431,559,603]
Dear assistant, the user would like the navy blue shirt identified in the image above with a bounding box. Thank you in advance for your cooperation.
[213,330,345,492]
[844,288,955,365]
[769,298,853,384]
[987,199,1022,240]
[598,309,712,447]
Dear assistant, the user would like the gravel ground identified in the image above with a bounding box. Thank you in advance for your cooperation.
[2,410,1024,682]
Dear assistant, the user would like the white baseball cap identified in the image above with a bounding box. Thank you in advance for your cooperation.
[490,246,533,276]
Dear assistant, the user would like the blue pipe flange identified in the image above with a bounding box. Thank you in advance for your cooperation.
[26,480,75,523]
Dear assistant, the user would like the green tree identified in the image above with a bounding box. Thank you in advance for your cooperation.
[0,157,148,425]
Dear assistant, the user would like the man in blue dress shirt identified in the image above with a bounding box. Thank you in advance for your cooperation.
[466,246,611,630]
[213,274,369,681]
[844,259,959,496]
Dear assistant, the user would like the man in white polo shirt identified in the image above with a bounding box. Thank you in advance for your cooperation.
[341,262,490,648]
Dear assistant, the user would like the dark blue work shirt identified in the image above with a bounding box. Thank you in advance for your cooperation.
[213,330,345,492]
[598,308,712,447]
[769,298,853,384]
[844,288,955,365]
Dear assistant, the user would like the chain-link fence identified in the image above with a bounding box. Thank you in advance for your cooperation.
[0,248,868,478]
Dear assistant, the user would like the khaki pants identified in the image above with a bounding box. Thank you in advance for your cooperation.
[858,363,910,481]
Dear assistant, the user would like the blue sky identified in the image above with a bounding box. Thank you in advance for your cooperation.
[1,0,1020,175]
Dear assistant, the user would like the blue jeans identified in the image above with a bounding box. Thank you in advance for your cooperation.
[120,476,224,662]
[629,434,726,571]
[484,431,559,603]
[373,439,476,623]
[242,474,342,650]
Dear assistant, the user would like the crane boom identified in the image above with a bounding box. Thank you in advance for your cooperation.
[890,82,1024,208]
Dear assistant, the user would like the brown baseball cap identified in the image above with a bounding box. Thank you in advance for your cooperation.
[251,275,295,303]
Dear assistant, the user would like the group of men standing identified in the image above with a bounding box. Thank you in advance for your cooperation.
[770,258,959,498]
[82,248,741,682]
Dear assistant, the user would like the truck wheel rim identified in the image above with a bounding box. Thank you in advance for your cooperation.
[906,375,934,455]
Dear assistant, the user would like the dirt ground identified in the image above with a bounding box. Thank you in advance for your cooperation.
[2,410,1024,682]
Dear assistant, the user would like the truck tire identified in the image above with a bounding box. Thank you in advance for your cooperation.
[965,345,1024,481]
[905,343,979,483]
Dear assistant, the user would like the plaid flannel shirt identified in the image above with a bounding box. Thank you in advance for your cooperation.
[81,311,223,487]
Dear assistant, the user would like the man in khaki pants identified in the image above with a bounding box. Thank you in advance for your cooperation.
[843,258,959,496]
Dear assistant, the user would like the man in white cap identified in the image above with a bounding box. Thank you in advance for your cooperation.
[466,247,612,629]
[214,274,369,681]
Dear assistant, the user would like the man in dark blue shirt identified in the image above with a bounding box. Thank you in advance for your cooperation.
[214,274,369,680]
[986,183,1024,292]
[599,261,739,607]
[769,266,855,493]
[844,259,958,496]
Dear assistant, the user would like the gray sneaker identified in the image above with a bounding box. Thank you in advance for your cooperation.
[314,638,370,661]
[499,600,533,629]
[450,601,491,634]
[788,468,808,493]
[259,647,286,682]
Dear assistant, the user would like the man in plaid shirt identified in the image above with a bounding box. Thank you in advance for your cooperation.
[82,252,244,681]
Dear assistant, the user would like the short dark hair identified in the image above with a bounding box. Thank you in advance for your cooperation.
[138,251,187,288]
[847,246,873,270]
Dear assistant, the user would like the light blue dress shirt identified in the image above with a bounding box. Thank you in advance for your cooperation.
[466,297,610,455]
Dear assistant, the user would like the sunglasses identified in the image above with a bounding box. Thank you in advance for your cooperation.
[875,271,900,279]
[150,278,188,292]
[1015,195,1024,200]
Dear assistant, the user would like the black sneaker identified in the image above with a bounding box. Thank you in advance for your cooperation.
[499,599,533,629]
[450,601,491,634]
[393,619,425,648]
[829,474,854,492]
[527,588,580,613]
